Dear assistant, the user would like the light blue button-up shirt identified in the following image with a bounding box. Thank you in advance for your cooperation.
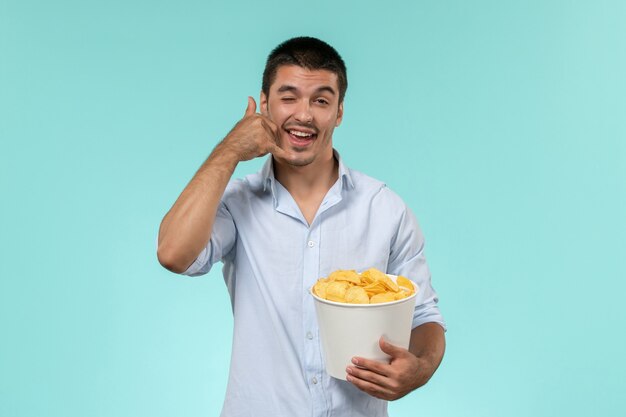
[183,151,445,417]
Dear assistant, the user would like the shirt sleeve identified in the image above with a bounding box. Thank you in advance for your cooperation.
[386,199,446,331]
[182,200,237,277]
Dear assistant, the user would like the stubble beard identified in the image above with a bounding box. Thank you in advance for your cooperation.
[283,149,316,167]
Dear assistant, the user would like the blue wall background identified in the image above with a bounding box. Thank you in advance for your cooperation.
[1,1,624,416]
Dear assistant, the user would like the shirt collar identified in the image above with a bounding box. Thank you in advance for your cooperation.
[261,149,355,193]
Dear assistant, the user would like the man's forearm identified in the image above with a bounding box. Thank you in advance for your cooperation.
[157,142,239,273]
[409,322,446,381]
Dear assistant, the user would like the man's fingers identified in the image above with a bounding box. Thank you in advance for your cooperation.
[267,142,289,160]
[261,118,279,138]
[346,365,391,389]
[351,356,391,377]
[346,372,394,400]
[244,96,257,117]
[260,120,288,159]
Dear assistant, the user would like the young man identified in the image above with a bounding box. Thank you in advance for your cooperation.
[158,37,445,417]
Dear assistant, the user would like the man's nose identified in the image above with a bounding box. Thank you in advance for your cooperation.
[294,100,313,123]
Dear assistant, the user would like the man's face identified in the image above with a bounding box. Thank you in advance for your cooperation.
[261,65,343,167]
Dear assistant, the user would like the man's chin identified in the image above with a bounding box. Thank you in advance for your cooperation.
[273,151,314,167]
[285,158,314,167]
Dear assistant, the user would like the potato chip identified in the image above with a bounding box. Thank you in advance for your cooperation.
[362,268,387,282]
[369,292,397,304]
[363,281,386,293]
[359,273,374,284]
[380,275,399,292]
[329,269,361,285]
[396,276,414,293]
[326,281,350,302]
[345,286,369,304]
[393,291,408,300]
[313,280,329,299]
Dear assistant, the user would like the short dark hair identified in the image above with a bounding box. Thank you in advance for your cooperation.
[262,37,348,103]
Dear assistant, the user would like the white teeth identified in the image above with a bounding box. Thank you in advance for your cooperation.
[289,130,313,138]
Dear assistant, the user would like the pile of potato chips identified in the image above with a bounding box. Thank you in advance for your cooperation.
[312,268,416,304]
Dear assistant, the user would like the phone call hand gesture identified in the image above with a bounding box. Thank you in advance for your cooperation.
[222,97,289,162]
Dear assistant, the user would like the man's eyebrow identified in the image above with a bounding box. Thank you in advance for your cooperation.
[277,85,298,93]
[315,86,337,96]
[275,85,337,95]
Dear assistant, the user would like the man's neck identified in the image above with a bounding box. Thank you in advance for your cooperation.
[274,152,339,200]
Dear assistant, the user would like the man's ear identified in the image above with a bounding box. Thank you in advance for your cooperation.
[335,101,344,127]
[260,91,268,116]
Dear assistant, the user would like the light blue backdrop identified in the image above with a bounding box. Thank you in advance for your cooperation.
[1,1,624,416]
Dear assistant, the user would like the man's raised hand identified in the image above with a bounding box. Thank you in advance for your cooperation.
[222,96,289,162]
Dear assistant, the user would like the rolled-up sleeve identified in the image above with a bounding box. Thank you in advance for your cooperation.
[387,201,446,331]
[182,201,237,277]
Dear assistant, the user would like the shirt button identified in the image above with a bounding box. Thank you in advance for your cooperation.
[312,377,318,384]
[306,332,313,340]
[307,240,315,248]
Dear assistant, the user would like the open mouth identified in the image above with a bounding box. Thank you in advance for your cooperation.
[286,128,317,147]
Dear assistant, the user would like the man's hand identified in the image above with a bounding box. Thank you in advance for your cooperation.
[345,336,438,401]
[222,97,289,162]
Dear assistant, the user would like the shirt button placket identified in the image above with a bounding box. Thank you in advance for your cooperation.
[303,226,324,414]
[302,221,328,417]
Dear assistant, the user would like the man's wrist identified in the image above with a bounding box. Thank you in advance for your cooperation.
[211,140,242,168]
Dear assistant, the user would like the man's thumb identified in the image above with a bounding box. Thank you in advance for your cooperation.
[245,96,257,117]
[379,336,405,357]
